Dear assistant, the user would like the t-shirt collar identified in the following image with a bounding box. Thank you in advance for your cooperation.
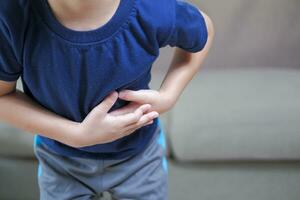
[32,0,136,44]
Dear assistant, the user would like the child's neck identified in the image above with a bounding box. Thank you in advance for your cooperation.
[47,0,121,31]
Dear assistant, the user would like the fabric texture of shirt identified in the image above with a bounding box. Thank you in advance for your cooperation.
[0,0,208,159]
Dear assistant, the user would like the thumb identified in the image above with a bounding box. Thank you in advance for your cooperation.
[96,91,119,114]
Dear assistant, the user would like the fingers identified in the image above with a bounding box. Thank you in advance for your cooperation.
[144,120,154,126]
[116,104,151,126]
[109,102,140,116]
[122,111,158,133]
[97,91,119,114]
[118,90,147,102]
[124,104,153,126]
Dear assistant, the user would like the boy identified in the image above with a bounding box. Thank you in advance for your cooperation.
[0,0,214,199]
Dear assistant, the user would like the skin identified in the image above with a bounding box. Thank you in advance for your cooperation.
[0,0,214,148]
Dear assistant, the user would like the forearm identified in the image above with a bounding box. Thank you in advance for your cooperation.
[158,48,204,105]
[0,89,79,144]
[159,11,214,105]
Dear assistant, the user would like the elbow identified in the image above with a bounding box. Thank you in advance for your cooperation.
[199,10,215,40]
[207,14,215,39]
[195,9,215,54]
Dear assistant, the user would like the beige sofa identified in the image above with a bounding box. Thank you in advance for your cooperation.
[1,0,300,199]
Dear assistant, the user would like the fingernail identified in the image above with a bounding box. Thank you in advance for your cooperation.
[152,112,159,118]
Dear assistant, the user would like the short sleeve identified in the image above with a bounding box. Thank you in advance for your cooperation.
[166,0,208,52]
[0,20,22,82]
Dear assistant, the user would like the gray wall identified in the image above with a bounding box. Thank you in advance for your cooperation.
[155,0,300,72]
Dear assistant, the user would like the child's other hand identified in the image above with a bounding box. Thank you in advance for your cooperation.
[70,91,159,148]
[118,89,174,115]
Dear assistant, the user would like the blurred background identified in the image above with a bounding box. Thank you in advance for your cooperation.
[1,0,300,199]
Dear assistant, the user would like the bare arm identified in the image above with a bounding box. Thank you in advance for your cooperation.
[0,80,158,148]
[0,80,80,145]
[159,10,215,106]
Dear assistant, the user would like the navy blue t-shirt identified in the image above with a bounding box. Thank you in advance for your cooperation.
[0,0,208,159]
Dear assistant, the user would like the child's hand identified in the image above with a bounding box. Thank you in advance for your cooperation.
[70,91,159,148]
[118,89,174,115]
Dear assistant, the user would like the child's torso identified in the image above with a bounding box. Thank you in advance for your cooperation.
[1,0,174,159]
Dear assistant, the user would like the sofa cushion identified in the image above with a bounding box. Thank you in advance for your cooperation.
[169,67,300,161]
[0,79,35,158]
[0,123,35,158]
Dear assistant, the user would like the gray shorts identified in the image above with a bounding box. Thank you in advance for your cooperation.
[33,119,168,200]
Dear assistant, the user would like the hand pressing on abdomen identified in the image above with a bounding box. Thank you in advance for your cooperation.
[69,91,159,148]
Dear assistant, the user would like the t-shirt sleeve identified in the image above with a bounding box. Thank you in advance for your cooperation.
[165,0,208,52]
[0,20,23,82]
